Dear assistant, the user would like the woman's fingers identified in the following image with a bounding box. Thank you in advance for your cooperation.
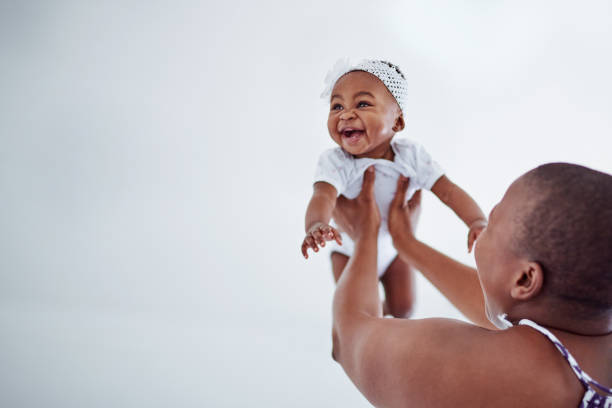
[391,176,410,209]
[407,189,421,209]
[360,166,376,201]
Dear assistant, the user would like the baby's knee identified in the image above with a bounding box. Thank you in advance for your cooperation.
[386,298,414,319]
[331,328,340,362]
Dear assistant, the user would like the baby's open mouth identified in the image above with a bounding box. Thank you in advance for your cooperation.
[341,128,365,142]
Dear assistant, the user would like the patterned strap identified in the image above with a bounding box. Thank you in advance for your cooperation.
[518,319,612,395]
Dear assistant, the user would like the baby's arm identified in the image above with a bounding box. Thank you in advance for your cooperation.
[302,182,343,259]
[431,175,487,252]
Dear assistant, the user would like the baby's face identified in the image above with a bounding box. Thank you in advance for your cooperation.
[327,71,403,158]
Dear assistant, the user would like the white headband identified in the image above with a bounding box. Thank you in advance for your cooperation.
[320,58,408,112]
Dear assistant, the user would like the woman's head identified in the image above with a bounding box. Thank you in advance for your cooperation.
[323,60,407,158]
[475,163,612,332]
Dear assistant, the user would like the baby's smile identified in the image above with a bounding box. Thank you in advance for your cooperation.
[340,127,365,145]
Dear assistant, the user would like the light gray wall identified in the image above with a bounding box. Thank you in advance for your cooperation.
[1,1,611,407]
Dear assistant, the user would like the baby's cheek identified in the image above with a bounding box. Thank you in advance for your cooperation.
[327,120,341,143]
[326,117,334,133]
[374,119,394,137]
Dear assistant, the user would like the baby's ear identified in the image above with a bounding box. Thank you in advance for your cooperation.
[510,261,544,301]
[393,114,405,132]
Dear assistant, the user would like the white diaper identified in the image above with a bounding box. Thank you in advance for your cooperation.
[327,230,398,277]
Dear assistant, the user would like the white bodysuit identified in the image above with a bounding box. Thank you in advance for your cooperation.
[314,138,444,277]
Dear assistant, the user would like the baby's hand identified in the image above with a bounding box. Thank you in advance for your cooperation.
[467,219,487,253]
[301,222,342,259]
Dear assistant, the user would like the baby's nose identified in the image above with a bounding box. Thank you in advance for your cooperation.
[339,109,356,120]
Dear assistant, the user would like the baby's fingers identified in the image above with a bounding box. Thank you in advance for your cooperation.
[312,229,326,247]
[302,235,319,259]
[328,227,343,245]
[320,226,339,242]
[301,241,309,259]
[307,234,320,253]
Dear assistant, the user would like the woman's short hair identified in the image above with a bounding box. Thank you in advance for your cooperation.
[515,163,612,319]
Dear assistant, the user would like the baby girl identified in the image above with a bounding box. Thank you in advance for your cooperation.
[301,59,487,317]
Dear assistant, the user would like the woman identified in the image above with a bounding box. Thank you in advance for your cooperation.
[330,163,612,407]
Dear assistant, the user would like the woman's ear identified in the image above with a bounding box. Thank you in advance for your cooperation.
[510,261,544,300]
[393,114,405,132]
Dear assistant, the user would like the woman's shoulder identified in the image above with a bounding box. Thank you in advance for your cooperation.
[414,321,581,407]
[483,325,584,406]
[362,318,578,407]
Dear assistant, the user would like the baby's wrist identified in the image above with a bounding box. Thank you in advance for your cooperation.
[468,218,488,230]
[306,221,326,233]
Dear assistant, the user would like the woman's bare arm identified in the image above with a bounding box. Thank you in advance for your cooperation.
[394,233,495,329]
[389,177,496,329]
[331,168,383,336]
[330,170,510,407]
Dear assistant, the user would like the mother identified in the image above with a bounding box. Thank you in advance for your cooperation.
[330,163,612,407]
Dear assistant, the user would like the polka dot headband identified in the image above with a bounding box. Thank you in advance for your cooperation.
[321,58,408,112]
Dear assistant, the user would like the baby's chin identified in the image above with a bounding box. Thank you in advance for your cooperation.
[341,143,367,156]
[337,136,369,154]
[339,132,367,152]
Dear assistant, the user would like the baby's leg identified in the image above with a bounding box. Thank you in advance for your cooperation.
[380,256,415,318]
[330,251,350,283]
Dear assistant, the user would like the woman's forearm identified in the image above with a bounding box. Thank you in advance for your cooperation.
[393,235,495,329]
[333,233,382,328]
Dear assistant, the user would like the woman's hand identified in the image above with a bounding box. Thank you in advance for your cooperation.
[388,176,422,246]
[332,166,381,242]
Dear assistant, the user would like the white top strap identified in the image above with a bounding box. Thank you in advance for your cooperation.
[518,319,612,395]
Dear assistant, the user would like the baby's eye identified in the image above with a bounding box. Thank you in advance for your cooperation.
[331,104,343,111]
[357,101,371,108]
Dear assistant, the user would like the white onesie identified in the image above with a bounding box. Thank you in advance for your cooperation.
[314,137,444,277]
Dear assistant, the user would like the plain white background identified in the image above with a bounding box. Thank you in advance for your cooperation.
[1,1,611,407]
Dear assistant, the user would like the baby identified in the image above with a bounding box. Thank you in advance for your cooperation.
[301,59,487,317]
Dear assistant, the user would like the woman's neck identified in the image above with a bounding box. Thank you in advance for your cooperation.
[511,302,612,335]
